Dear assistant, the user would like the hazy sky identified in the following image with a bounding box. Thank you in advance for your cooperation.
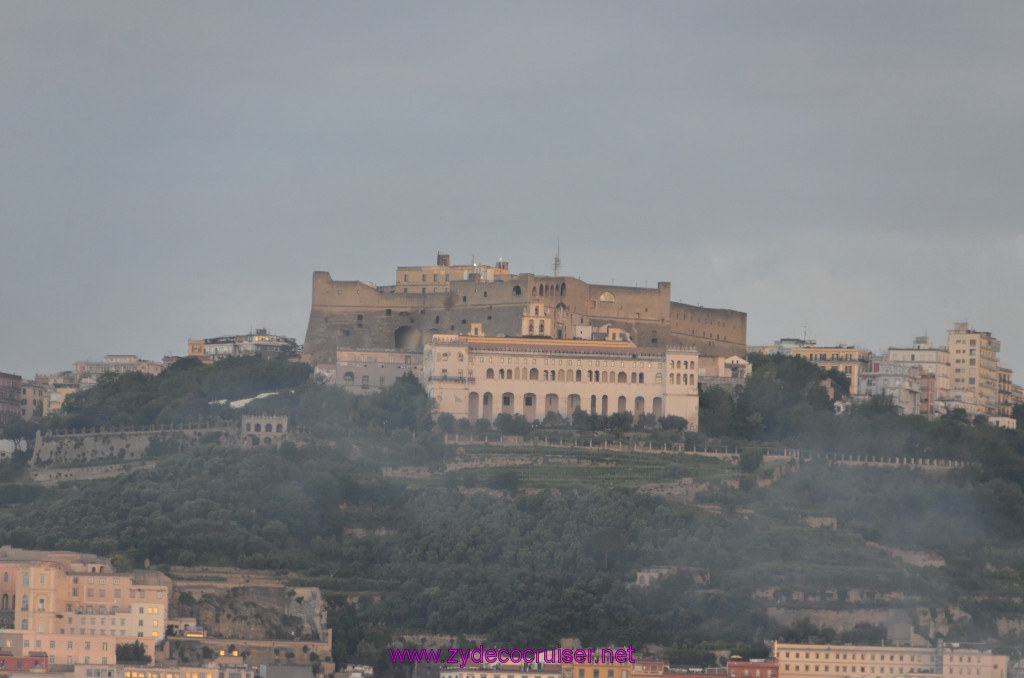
[4,2,1024,379]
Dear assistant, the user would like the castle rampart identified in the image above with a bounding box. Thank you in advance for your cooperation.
[302,259,746,367]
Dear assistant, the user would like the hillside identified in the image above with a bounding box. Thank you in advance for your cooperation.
[3,356,1024,667]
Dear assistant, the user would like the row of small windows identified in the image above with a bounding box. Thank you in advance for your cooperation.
[471,357,661,368]
[485,368,656,384]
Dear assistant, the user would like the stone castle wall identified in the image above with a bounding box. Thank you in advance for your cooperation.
[33,426,226,464]
[33,417,293,467]
[302,270,747,366]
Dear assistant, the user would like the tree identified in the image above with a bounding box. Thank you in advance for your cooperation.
[738,448,764,473]
[659,415,688,431]
[436,412,456,433]
[571,407,594,431]
[698,387,734,437]
[117,641,152,665]
[1,419,38,452]
[944,408,971,424]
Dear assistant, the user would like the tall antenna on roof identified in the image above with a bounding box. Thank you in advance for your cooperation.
[553,239,562,277]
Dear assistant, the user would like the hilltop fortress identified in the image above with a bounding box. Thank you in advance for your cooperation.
[302,254,746,368]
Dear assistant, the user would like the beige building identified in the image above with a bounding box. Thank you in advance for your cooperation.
[424,334,699,426]
[0,373,23,427]
[774,642,1007,678]
[69,664,255,678]
[859,357,924,415]
[789,344,872,394]
[886,337,951,417]
[441,662,562,678]
[947,323,1002,417]
[396,253,515,293]
[73,357,164,387]
[18,382,46,420]
[997,365,1014,417]
[335,349,422,393]
[0,547,169,667]
[187,331,298,363]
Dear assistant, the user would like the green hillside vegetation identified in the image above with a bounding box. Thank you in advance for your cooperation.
[3,355,1024,666]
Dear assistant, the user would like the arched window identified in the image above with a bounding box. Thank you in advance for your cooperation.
[539,321,545,334]
[276,424,283,433]
[254,423,262,432]
[513,285,522,296]
[343,372,355,385]
[529,320,535,333]
[486,368,494,379]
[669,374,675,385]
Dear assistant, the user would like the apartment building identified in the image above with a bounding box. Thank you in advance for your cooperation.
[0,547,169,667]
[946,323,1000,416]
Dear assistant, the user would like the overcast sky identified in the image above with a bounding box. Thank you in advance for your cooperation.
[4,2,1024,379]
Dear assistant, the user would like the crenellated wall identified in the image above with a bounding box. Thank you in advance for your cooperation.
[302,268,747,367]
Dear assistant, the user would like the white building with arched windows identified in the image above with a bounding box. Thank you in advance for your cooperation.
[424,334,699,427]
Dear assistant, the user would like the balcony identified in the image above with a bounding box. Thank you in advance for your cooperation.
[429,375,475,383]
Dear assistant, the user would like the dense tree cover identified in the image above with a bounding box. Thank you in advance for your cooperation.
[116,641,152,664]
[45,357,312,430]
[4,428,1023,664]
[243,373,435,437]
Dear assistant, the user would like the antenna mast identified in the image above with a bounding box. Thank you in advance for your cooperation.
[553,240,562,277]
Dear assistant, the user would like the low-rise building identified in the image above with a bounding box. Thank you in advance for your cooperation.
[187,331,299,363]
[335,349,422,393]
[442,662,562,678]
[773,642,1007,678]
[73,357,164,387]
[727,659,778,678]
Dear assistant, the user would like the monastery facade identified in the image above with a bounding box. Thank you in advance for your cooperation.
[423,334,699,426]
